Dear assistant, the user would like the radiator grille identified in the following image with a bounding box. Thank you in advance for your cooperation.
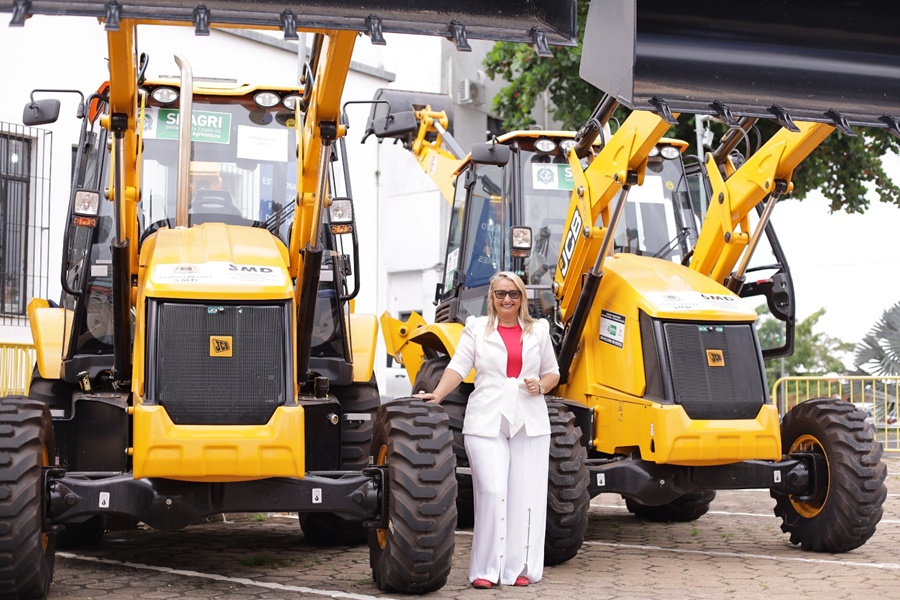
[155,303,287,425]
[663,322,765,420]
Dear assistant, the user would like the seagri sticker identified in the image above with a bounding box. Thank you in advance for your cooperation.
[600,310,626,348]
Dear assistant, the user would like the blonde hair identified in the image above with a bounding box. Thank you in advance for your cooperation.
[486,271,533,336]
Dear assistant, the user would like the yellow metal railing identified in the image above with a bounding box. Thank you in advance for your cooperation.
[0,342,35,396]
[771,375,900,452]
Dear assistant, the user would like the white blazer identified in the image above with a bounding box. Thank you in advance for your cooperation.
[447,315,560,437]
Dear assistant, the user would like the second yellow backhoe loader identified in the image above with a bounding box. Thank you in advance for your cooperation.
[0,1,577,597]
[372,0,893,561]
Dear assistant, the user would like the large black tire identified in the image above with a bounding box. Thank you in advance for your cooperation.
[625,490,717,522]
[544,401,589,566]
[334,377,381,470]
[0,396,56,599]
[771,398,887,552]
[412,357,475,527]
[368,399,457,593]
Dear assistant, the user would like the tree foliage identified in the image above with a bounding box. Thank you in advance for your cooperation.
[483,7,900,213]
[756,306,853,385]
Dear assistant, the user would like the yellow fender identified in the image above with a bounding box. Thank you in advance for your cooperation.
[27,298,73,380]
[380,311,471,385]
[349,313,379,383]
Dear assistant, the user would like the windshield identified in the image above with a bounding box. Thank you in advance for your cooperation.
[139,93,298,242]
[521,151,574,286]
[612,151,698,262]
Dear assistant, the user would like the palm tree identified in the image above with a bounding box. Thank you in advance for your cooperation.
[854,301,900,376]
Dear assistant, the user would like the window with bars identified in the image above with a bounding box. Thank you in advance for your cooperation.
[0,122,51,324]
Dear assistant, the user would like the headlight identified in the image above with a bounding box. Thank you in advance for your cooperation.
[150,87,179,105]
[534,138,557,154]
[329,198,353,234]
[660,146,681,159]
[510,226,532,258]
[559,139,577,156]
[254,91,281,109]
[73,189,101,217]
[282,94,302,110]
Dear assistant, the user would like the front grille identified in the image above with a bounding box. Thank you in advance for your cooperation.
[663,322,765,420]
[154,302,288,425]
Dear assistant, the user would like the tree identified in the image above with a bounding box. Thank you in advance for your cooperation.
[483,7,900,214]
[756,306,853,386]
[854,301,900,376]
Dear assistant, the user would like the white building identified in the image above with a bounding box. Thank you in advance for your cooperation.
[0,15,542,396]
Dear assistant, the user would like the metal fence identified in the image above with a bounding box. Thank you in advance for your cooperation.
[0,341,35,396]
[771,375,900,452]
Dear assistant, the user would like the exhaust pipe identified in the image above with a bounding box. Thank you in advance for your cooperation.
[174,54,193,227]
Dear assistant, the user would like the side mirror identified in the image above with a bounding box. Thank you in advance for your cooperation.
[471,142,510,166]
[23,99,61,126]
[369,111,418,139]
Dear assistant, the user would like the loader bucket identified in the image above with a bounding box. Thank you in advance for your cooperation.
[581,0,900,129]
[2,0,576,46]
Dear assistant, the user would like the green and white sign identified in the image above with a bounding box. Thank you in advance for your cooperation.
[142,107,231,145]
[532,163,575,191]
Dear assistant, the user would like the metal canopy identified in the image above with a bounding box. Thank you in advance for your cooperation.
[581,0,900,129]
[1,0,577,46]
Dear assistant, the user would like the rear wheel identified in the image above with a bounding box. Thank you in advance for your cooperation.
[544,401,589,565]
[368,399,456,593]
[412,357,475,527]
[625,490,716,522]
[0,396,56,599]
[771,398,887,552]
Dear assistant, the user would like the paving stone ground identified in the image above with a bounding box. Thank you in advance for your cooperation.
[50,455,900,600]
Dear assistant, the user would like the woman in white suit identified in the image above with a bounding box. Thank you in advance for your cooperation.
[415,271,560,589]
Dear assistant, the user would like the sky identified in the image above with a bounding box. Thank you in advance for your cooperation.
[768,153,900,364]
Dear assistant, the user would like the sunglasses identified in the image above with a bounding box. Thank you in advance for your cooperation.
[493,289,522,300]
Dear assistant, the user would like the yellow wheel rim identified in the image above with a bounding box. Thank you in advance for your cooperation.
[788,434,829,518]
[375,444,389,549]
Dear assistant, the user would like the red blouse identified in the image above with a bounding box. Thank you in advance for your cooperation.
[497,323,523,378]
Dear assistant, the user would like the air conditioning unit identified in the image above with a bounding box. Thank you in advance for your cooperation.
[456,78,485,106]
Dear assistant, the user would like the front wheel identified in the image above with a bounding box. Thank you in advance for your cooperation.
[0,396,56,599]
[544,401,589,565]
[412,357,474,527]
[368,399,457,593]
[772,398,887,552]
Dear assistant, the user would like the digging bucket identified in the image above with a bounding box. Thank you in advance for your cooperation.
[580,0,900,129]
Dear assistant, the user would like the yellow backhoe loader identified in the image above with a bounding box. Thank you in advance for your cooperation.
[372,0,893,561]
[0,2,577,597]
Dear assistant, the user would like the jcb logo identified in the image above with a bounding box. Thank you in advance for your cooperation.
[210,336,233,357]
[558,209,583,278]
[706,349,725,367]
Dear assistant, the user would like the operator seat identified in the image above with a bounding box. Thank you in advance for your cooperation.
[189,188,247,226]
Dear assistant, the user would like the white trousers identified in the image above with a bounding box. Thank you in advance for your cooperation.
[465,419,550,585]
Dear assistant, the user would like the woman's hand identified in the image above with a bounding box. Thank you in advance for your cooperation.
[524,377,543,395]
[413,392,441,404]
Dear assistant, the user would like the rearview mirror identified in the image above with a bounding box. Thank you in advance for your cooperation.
[23,99,61,126]
[370,111,418,139]
[471,142,510,166]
